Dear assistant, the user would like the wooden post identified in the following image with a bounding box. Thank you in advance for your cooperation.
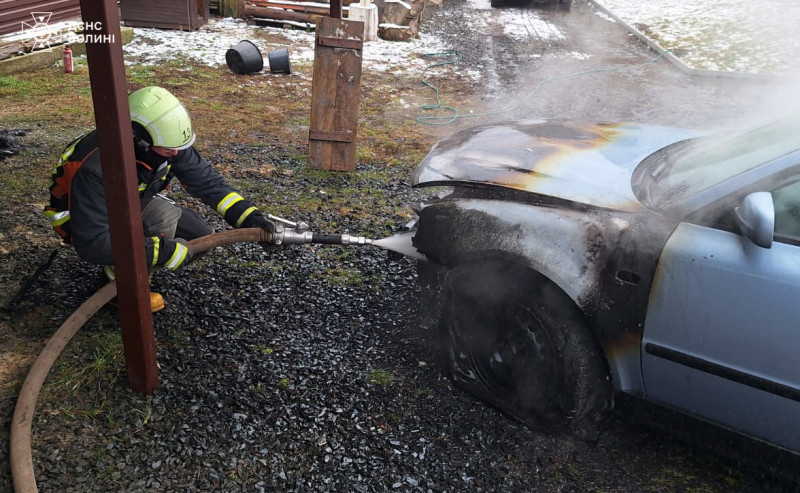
[80,0,158,394]
[330,0,343,19]
[308,17,364,172]
[347,0,378,42]
[222,0,242,18]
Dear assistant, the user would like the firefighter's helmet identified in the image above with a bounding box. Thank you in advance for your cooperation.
[129,86,196,150]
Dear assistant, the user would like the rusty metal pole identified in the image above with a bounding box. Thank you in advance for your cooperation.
[79,0,158,393]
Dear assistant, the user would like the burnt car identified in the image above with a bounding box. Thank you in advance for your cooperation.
[407,116,800,450]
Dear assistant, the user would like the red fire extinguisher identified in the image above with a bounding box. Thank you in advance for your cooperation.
[63,44,73,74]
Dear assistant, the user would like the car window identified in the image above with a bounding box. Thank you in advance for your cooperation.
[644,116,800,210]
[773,180,800,243]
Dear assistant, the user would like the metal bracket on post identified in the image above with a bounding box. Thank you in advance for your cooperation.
[309,130,355,143]
[317,36,364,50]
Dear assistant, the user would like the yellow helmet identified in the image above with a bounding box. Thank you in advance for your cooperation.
[129,86,196,149]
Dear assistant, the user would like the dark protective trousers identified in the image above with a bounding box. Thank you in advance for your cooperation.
[141,194,213,241]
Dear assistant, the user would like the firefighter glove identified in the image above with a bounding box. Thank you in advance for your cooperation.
[245,214,277,233]
[242,214,282,252]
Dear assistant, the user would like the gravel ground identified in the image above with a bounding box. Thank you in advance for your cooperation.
[3,0,800,491]
[16,159,800,493]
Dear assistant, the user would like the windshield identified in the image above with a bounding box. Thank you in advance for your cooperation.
[637,115,800,210]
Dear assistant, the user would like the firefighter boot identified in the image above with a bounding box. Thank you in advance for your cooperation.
[149,292,165,313]
[104,266,166,313]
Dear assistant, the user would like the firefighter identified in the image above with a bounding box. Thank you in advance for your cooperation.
[45,86,277,312]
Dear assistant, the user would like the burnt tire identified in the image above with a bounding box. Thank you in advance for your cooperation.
[439,260,612,439]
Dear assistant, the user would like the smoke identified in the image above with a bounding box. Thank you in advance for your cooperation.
[477,1,800,132]
[723,68,800,132]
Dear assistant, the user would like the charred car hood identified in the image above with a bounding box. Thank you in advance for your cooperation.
[411,119,701,212]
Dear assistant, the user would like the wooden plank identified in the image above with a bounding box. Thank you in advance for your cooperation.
[119,0,207,30]
[199,0,210,21]
[248,1,334,16]
[329,0,341,19]
[317,35,362,50]
[0,39,34,59]
[121,5,194,17]
[308,16,363,171]
[0,1,81,37]
[0,0,80,16]
[250,0,358,4]
[242,4,321,24]
[122,20,196,31]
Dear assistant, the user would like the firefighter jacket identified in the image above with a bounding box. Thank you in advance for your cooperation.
[45,129,266,268]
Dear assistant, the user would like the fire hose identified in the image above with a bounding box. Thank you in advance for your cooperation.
[10,224,374,493]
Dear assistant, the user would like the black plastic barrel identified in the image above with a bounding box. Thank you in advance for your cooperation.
[268,48,291,74]
[226,40,263,74]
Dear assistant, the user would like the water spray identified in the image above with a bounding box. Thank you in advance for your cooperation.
[5,216,421,313]
[266,214,425,260]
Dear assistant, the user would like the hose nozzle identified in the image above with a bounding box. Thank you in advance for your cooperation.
[270,226,372,246]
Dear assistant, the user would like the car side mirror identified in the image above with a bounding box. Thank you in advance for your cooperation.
[734,192,774,249]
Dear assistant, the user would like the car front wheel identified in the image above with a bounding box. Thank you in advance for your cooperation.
[439,260,612,439]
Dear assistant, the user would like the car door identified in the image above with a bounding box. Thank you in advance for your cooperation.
[641,181,800,452]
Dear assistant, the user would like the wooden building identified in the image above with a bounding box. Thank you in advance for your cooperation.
[119,0,209,31]
[0,0,81,36]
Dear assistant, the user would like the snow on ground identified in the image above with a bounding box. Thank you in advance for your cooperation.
[122,17,445,74]
[121,8,567,76]
[501,11,564,42]
[595,0,800,73]
[462,0,565,42]
[121,2,798,76]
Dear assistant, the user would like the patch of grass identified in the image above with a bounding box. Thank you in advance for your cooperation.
[131,396,153,426]
[314,265,367,287]
[44,330,126,422]
[252,344,273,355]
[308,248,382,287]
[412,387,433,397]
[230,258,262,269]
[0,66,94,126]
[0,75,36,93]
[365,369,394,386]
[641,454,720,492]
[0,166,46,201]
[127,65,157,86]
[49,331,124,394]
[163,330,191,348]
